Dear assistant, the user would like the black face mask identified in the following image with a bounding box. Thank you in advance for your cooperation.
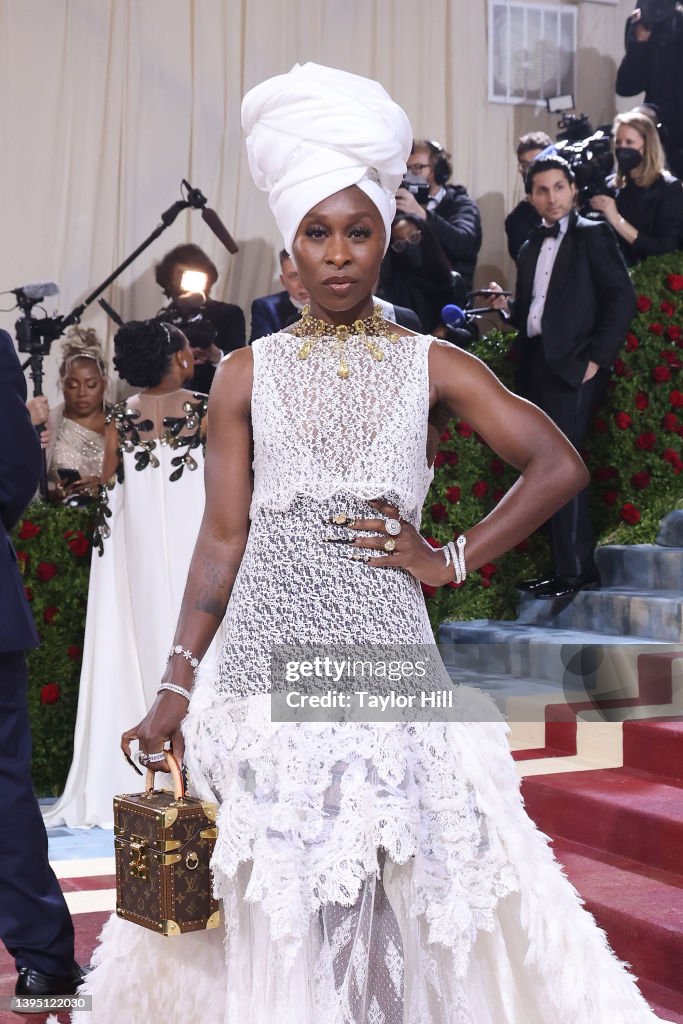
[616,147,643,175]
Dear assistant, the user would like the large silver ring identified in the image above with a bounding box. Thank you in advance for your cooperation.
[385,518,402,537]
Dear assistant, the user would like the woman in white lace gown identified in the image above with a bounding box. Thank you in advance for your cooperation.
[45,320,215,828]
[80,65,667,1023]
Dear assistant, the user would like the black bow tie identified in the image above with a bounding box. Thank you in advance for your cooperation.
[535,222,561,240]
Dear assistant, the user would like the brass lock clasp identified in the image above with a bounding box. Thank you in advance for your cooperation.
[129,841,149,880]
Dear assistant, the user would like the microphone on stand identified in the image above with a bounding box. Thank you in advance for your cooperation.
[201,207,239,255]
[11,282,59,303]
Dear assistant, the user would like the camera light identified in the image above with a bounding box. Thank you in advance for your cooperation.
[180,270,209,295]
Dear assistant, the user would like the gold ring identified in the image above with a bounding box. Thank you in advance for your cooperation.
[383,538,396,553]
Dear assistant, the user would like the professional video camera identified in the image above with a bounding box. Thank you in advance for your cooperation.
[626,0,683,41]
[400,171,430,205]
[552,112,615,212]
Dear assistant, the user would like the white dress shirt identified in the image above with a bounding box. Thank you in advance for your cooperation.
[526,214,569,338]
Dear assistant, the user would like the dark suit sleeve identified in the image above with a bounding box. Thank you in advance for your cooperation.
[616,41,653,97]
[427,192,482,265]
[250,298,276,343]
[583,224,637,369]
[0,331,41,532]
[207,302,246,353]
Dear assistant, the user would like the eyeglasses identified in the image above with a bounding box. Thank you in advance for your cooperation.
[390,231,422,253]
[406,162,430,174]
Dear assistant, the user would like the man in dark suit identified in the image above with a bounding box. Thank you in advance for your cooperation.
[250,250,423,340]
[488,156,636,598]
[0,331,81,998]
[250,250,309,341]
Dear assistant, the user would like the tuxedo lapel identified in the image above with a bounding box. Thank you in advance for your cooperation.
[545,211,577,309]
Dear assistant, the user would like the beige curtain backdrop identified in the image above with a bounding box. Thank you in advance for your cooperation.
[0,0,641,404]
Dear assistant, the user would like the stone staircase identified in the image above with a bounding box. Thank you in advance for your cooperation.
[438,512,683,1020]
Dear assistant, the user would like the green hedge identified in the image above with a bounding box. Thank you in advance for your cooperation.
[14,253,682,795]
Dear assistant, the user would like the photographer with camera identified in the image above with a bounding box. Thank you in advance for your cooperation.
[616,1,683,178]
[395,139,482,292]
[155,243,245,393]
[590,109,683,264]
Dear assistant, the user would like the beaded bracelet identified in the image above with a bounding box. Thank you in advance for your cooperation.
[168,644,200,676]
[158,682,192,701]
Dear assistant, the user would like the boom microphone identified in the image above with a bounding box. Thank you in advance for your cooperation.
[12,282,59,301]
[201,207,239,254]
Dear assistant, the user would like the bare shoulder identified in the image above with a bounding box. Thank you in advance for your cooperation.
[428,336,498,390]
[209,347,254,414]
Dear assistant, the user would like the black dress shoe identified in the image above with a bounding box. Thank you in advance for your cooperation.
[15,961,83,997]
[516,575,555,592]
[529,573,600,600]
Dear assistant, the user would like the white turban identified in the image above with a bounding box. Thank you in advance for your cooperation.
[241,63,413,255]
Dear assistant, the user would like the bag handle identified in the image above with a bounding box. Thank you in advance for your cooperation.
[145,751,184,800]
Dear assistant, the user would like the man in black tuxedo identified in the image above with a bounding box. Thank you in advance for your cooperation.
[488,156,636,598]
[0,331,81,998]
[250,250,423,340]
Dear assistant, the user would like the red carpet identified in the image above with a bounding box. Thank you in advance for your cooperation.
[522,716,683,1022]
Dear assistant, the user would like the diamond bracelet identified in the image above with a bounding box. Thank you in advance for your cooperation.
[168,644,200,676]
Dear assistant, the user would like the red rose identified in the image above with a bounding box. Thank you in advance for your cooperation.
[620,503,641,525]
[663,447,680,464]
[67,531,90,558]
[445,451,459,466]
[625,332,639,352]
[593,417,608,433]
[456,421,473,438]
[421,582,438,599]
[613,357,627,377]
[433,451,445,469]
[490,458,505,477]
[594,466,618,482]
[67,644,82,660]
[514,538,530,553]
[18,520,41,540]
[661,349,683,368]
[653,365,672,383]
[36,562,57,582]
[666,273,683,292]
[493,487,505,503]
[40,683,61,705]
[445,486,461,503]
[630,471,651,489]
[440,429,451,443]
[660,300,676,318]
[636,432,657,451]
[615,412,632,430]
[430,502,448,523]
[480,562,497,578]
[663,412,679,431]
[670,391,683,408]
[43,606,59,625]
[16,549,28,564]
[24,586,33,602]
[480,578,492,588]
[636,295,652,312]
[649,322,664,336]
[472,480,489,499]
[602,490,619,506]
[667,325,682,342]
[634,392,649,411]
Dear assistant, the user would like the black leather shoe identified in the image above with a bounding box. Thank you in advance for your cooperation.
[529,573,600,600]
[516,575,555,592]
[15,961,83,997]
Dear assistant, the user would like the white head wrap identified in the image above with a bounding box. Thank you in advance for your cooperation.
[241,63,413,255]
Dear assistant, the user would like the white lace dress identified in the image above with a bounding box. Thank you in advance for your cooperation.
[80,333,666,1024]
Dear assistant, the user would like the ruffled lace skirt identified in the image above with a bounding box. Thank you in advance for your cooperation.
[78,496,665,1023]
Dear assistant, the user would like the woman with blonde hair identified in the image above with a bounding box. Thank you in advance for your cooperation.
[46,326,108,501]
[591,108,683,264]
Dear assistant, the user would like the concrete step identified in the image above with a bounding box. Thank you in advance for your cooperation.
[595,544,683,591]
[439,619,670,687]
[516,587,683,642]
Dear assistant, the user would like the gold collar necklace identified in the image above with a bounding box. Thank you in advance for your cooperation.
[291,304,400,379]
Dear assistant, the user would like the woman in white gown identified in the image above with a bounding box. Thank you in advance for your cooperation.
[45,320,214,829]
[80,65,667,1023]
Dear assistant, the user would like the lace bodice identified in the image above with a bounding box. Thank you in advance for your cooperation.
[250,332,434,527]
